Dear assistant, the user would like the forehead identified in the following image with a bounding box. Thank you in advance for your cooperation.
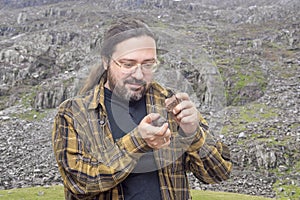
[113,36,157,60]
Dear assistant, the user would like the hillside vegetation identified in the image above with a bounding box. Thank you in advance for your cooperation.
[0,0,299,199]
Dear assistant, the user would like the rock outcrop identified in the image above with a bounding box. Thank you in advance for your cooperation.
[0,0,299,199]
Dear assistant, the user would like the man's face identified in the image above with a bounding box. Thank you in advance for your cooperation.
[104,36,157,102]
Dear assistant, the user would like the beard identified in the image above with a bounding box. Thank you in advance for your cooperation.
[106,68,148,102]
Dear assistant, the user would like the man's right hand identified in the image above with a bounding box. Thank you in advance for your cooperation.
[138,113,171,149]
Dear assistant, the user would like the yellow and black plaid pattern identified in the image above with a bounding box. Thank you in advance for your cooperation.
[52,73,232,200]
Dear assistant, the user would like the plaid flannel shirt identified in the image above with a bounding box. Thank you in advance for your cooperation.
[52,73,232,200]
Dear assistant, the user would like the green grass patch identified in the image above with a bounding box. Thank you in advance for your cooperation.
[10,109,47,121]
[191,190,274,200]
[289,122,300,130]
[8,88,47,121]
[0,185,64,200]
[216,57,268,106]
[0,186,275,200]
[273,180,300,200]
[294,161,300,171]
[280,64,299,79]
[265,41,283,50]
[221,103,279,137]
[230,65,267,105]
[242,103,277,121]
[20,90,37,109]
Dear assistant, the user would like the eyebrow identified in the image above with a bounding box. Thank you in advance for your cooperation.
[118,58,156,63]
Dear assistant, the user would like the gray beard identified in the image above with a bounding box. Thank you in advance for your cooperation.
[107,69,147,102]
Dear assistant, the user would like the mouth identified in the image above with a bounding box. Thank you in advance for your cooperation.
[126,83,144,91]
[125,80,146,91]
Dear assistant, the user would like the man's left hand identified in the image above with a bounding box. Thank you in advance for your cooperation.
[165,93,198,136]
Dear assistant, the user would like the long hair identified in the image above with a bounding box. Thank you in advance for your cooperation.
[78,17,156,95]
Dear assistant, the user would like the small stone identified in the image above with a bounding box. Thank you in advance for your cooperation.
[278,165,289,172]
[38,191,45,196]
[1,116,10,120]
[165,95,179,112]
[278,187,284,192]
[238,132,246,138]
[151,116,167,127]
[34,169,41,173]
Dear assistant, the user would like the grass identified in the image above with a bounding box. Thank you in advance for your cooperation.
[6,88,47,121]
[0,186,64,200]
[191,190,275,200]
[10,109,47,121]
[221,103,279,137]
[216,56,268,106]
[273,180,300,200]
[0,186,275,200]
[272,160,300,199]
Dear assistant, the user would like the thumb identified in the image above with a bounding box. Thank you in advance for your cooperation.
[141,113,161,124]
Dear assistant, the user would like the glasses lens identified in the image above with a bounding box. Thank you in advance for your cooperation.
[116,59,159,74]
[121,67,136,74]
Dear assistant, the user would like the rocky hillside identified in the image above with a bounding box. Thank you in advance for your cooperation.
[0,0,299,199]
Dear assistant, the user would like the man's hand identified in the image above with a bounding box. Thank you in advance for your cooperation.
[165,93,198,136]
[138,113,171,149]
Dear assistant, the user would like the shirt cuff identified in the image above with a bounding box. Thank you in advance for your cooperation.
[117,127,152,156]
[176,126,206,152]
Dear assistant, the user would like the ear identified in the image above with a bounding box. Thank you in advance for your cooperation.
[102,57,109,70]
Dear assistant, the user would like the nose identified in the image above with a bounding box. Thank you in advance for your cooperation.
[131,65,144,80]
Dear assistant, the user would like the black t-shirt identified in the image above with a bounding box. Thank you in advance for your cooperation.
[104,88,162,200]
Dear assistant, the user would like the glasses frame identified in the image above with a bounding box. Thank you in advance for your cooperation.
[112,58,159,74]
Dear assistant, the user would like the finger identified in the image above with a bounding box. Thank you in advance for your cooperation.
[144,137,157,148]
[175,92,190,101]
[156,128,171,140]
[161,132,172,147]
[173,101,194,116]
[165,96,179,107]
[148,136,171,149]
[179,114,197,124]
[141,113,161,124]
[147,136,155,142]
[154,123,169,136]
[150,128,171,141]
[160,138,171,148]
[174,108,188,121]
[142,123,168,139]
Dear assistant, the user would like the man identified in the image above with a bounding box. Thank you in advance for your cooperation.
[52,17,232,200]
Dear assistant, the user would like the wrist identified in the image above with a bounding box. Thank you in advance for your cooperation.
[178,126,198,137]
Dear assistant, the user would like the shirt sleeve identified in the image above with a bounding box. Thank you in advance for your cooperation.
[181,114,233,184]
[52,111,151,196]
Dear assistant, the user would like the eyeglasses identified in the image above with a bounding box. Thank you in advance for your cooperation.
[112,58,159,74]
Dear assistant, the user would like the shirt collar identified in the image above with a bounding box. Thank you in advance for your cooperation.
[87,71,107,110]
[87,71,170,111]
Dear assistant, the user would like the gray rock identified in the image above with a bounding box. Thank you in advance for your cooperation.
[0,0,299,199]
